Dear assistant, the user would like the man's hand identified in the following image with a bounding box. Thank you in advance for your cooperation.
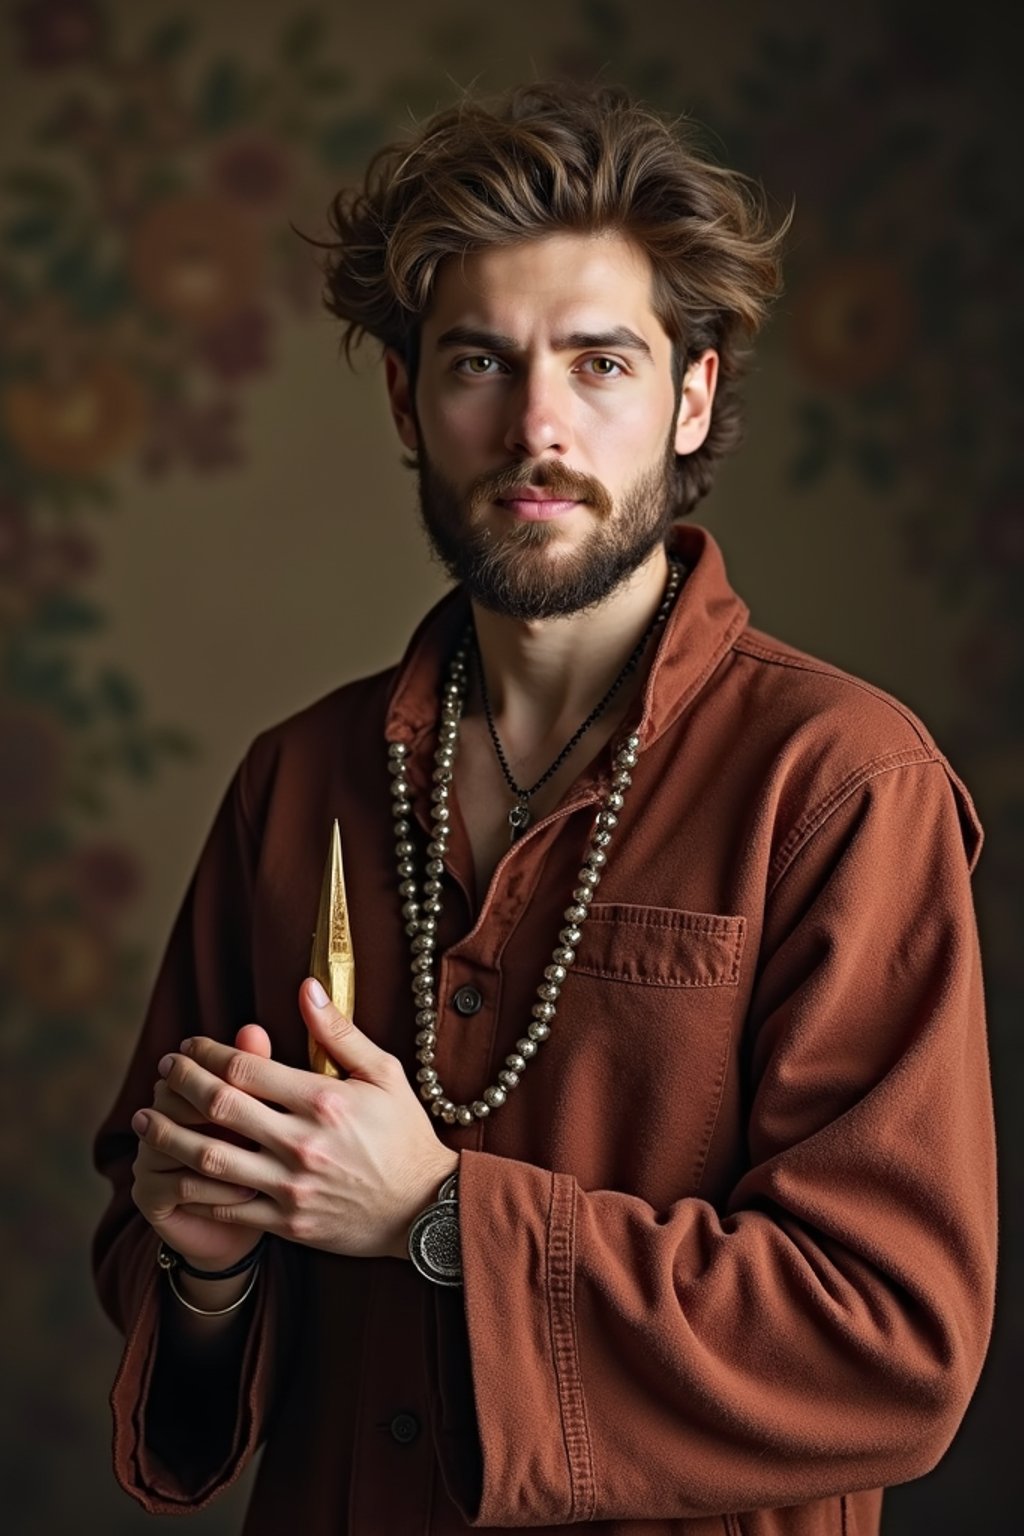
[130,1023,273,1272]
[130,979,459,1262]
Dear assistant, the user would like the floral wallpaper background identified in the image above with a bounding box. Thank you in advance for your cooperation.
[0,0,1018,1531]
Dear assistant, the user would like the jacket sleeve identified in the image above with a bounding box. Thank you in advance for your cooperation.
[429,757,997,1526]
[91,751,300,1514]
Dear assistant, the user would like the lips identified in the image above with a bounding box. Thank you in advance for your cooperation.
[495,496,580,520]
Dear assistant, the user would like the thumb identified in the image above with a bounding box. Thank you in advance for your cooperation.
[300,978,391,1083]
[235,1023,272,1057]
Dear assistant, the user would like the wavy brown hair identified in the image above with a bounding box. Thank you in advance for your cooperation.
[312,82,789,516]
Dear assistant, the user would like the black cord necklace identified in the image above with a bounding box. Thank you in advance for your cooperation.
[474,558,685,843]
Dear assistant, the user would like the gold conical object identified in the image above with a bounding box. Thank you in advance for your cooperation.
[307,819,355,1077]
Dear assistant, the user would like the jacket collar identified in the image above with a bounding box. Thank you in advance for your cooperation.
[383,523,749,757]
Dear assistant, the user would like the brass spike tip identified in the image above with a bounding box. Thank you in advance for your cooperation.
[308,819,355,1077]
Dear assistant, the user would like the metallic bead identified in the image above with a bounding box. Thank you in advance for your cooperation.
[623,733,640,751]
[398,879,418,898]
[405,919,421,937]
[426,859,444,877]
[411,958,433,979]
[596,810,618,829]
[544,963,567,984]
[505,1052,526,1072]
[471,1100,491,1118]
[617,750,638,769]
[576,868,600,889]
[401,900,421,921]
[416,1047,435,1065]
[433,805,451,823]
[611,771,632,790]
[527,1020,551,1041]
[415,1025,437,1047]
[420,1082,444,1101]
[559,925,582,946]
[432,766,453,784]
[415,1009,437,1027]
[416,1066,438,1083]
[585,848,607,869]
[456,1106,474,1127]
[395,840,415,858]
[565,904,587,924]
[387,741,409,759]
[532,1001,556,1021]
[426,840,448,858]
[410,934,434,954]
[553,946,575,967]
[418,914,438,935]
[606,791,625,812]
[483,1085,507,1108]
[571,886,594,906]
[498,1069,520,1090]
[423,878,442,898]
[537,981,560,1001]
[393,819,411,838]
[392,797,412,817]
[441,1106,458,1125]
[423,895,442,914]
[397,859,416,879]
[515,1037,538,1058]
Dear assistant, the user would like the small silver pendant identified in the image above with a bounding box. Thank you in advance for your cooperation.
[508,801,531,842]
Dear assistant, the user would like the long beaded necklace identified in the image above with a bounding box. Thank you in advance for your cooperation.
[386,557,684,1127]
[476,558,684,844]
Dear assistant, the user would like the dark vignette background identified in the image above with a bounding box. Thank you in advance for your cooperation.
[0,1,1019,1531]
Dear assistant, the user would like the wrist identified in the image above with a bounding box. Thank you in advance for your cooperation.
[389,1152,460,1262]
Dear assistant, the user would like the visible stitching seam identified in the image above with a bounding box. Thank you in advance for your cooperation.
[767,748,937,895]
[547,1175,596,1522]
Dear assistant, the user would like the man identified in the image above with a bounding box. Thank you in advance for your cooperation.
[93,84,996,1535]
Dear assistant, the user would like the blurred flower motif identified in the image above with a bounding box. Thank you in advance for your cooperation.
[1,356,146,475]
[106,59,193,151]
[0,706,65,828]
[13,0,105,70]
[211,136,293,208]
[30,527,100,592]
[199,305,273,382]
[0,496,33,580]
[791,257,916,390]
[14,916,112,1013]
[139,394,243,477]
[127,194,263,331]
[977,500,1024,569]
[72,840,144,915]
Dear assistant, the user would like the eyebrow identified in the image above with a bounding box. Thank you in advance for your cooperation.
[434,324,653,362]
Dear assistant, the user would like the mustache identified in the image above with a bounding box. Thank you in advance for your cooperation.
[467,462,613,514]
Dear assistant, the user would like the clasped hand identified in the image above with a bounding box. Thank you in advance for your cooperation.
[130,978,458,1269]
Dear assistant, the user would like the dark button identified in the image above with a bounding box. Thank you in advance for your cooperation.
[452,985,483,1016]
[389,1411,420,1445]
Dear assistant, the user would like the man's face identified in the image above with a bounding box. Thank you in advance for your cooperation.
[385,232,715,620]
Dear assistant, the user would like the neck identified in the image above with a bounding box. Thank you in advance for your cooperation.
[466,544,671,752]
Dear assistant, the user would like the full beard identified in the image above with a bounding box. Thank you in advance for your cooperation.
[414,440,680,621]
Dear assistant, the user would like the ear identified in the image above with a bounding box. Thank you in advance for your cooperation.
[674,349,719,456]
[384,347,420,454]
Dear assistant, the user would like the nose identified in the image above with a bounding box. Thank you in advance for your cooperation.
[503,365,573,460]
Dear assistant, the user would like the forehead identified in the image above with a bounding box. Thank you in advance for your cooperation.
[422,231,668,345]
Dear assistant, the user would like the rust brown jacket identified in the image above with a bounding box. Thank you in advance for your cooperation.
[92,523,996,1535]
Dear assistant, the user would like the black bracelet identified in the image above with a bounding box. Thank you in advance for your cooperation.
[157,1233,267,1281]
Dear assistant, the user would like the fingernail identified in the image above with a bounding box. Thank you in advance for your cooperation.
[132,1111,149,1135]
[157,1054,173,1076]
[179,1038,194,1054]
[308,978,329,1008]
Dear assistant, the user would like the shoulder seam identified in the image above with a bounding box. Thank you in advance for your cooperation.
[767,748,940,895]
[734,634,934,751]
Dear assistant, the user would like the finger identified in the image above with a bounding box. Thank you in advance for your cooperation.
[235,1023,272,1057]
[132,1107,276,1193]
[143,1168,259,1220]
[152,1081,211,1127]
[158,1052,290,1151]
[299,977,396,1086]
[177,1194,281,1231]
[178,1035,317,1112]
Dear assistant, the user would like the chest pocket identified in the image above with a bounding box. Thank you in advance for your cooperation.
[573,902,746,987]
[547,903,747,1204]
